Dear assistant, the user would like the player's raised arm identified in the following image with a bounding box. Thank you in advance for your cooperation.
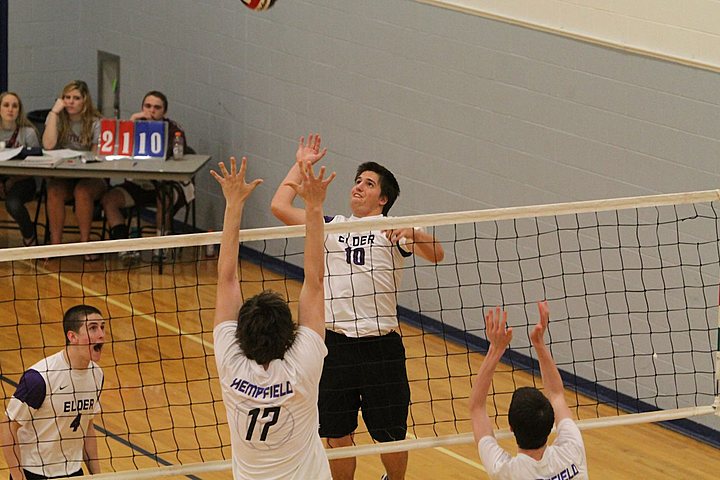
[42,97,65,150]
[530,301,572,423]
[284,161,335,338]
[211,157,263,327]
[271,134,327,226]
[469,307,513,444]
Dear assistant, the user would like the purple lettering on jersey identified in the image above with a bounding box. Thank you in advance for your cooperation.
[230,378,295,399]
[544,465,579,480]
[13,369,46,410]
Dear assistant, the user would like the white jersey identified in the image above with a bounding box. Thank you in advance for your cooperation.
[478,418,588,480]
[214,322,330,480]
[5,351,104,478]
[324,214,413,337]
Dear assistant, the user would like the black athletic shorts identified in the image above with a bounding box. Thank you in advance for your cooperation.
[318,330,410,443]
[12,468,83,479]
[117,180,157,207]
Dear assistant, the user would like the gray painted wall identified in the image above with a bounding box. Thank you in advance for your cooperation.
[8,0,719,436]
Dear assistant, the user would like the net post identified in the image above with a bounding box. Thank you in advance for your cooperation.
[715,287,720,416]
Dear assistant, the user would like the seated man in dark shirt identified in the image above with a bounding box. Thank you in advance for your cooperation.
[101,91,194,261]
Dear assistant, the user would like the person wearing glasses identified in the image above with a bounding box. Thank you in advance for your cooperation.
[101,91,193,260]
[43,80,106,257]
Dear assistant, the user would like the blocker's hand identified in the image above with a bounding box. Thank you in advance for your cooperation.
[210,156,263,205]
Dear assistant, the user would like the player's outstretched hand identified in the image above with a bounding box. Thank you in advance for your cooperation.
[485,306,512,351]
[285,160,336,208]
[530,300,550,348]
[295,133,327,168]
[211,156,263,205]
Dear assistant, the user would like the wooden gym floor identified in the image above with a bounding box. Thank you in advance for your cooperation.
[0,216,717,479]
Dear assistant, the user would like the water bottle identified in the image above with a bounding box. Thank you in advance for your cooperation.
[97,129,107,159]
[172,131,185,160]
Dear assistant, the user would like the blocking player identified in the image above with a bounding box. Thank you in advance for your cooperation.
[212,156,335,479]
[1,305,106,479]
[271,134,445,480]
[469,302,588,479]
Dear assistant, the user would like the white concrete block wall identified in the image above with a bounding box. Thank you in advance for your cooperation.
[420,0,720,69]
[9,0,720,225]
[6,0,719,437]
[8,0,85,108]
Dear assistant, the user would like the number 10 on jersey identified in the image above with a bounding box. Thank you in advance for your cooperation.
[99,119,168,159]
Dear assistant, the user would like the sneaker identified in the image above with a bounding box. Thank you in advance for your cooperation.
[118,250,140,266]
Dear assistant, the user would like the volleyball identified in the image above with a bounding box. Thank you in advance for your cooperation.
[242,0,277,10]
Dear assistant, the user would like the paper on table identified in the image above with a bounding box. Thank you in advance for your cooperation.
[45,149,86,159]
[0,147,24,161]
[18,156,67,168]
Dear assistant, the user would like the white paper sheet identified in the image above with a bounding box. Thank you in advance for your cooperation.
[0,147,24,161]
[45,149,86,159]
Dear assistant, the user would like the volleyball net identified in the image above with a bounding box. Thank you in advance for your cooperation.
[0,189,718,478]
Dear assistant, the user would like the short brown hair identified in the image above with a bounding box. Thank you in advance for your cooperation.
[356,162,400,215]
[63,305,102,345]
[235,290,297,365]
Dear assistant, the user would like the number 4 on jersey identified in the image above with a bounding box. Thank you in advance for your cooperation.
[70,412,82,432]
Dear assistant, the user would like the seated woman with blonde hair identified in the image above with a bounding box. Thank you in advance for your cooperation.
[42,80,106,259]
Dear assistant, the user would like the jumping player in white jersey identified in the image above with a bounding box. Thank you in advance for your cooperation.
[470,302,588,479]
[212,156,335,480]
[0,305,105,479]
[271,134,445,480]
